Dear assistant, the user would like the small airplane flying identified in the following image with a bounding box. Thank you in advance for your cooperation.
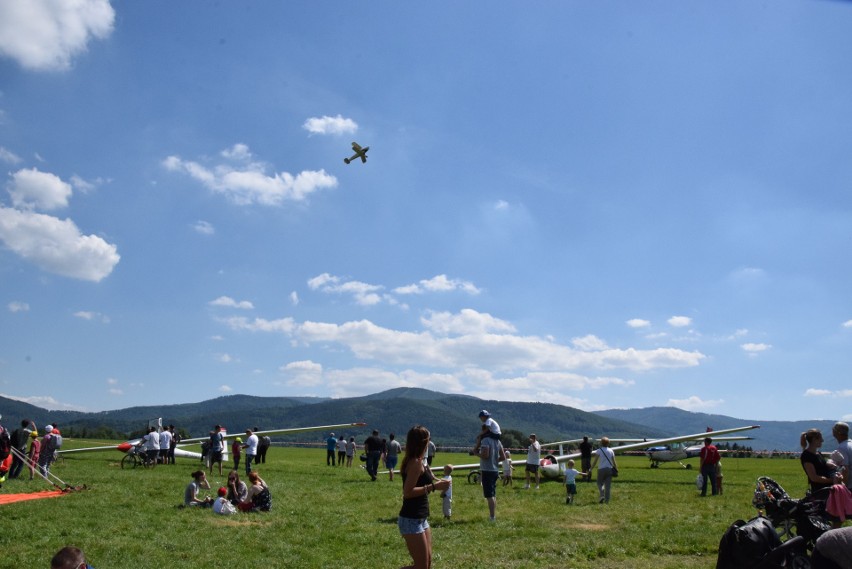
[344,142,369,164]
[59,420,367,464]
[449,424,760,483]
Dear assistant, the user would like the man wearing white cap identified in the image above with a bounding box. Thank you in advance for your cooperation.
[38,425,56,478]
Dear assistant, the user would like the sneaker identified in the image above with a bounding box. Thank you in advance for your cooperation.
[566,497,570,504]
[599,497,605,504]
[524,484,530,490]
[535,485,540,490]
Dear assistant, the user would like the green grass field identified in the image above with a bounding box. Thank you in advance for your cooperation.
[0,441,834,568]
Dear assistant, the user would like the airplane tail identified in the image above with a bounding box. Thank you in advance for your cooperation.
[344,158,351,164]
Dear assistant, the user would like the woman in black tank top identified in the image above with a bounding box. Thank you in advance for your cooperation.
[397,426,452,569]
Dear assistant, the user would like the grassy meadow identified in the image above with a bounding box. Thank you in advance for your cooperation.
[0,441,831,568]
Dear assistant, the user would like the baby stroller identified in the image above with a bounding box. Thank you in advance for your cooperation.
[752,476,833,547]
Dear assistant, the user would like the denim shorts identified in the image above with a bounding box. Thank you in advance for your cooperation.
[386,455,398,470]
[398,516,430,535]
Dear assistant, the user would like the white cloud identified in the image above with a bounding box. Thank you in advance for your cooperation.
[0,0,115,71]
[70,174,106,193]
[668,316,692,328]
[74,310,108,323]
[8,301,29,312]
[6,168,72,211]
[806,388,852,398]
[0,392,85,411]
[221,143,252,161]
[192,220,214,235]
[163,146,338,206]
[421,309,516,336]
[0,146,22,164]
[626,318,650,328]
[108,388,123,395]
[308,273,384,306]
[741,342,771,354]
[279,360,324,387]
[394,274,481,295]
[302,115,358,135]
[571,335,609,351]
[209,296,254,310]
[843,320,852,328]
[289,291,299,306]
[218,385,233,392]
[667,395,724,411]
[225,311,705,373]
[0,206,119,281]
[218,354,235,363]
[494,200,509,210]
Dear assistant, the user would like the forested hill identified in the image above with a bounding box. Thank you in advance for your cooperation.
[1,388,665,446]
[0,389,828,449]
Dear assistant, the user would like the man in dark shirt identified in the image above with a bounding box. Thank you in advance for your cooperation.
[364,429,383,481]
[579,436,593,482]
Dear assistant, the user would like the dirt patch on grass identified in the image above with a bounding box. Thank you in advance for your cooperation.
[563,523,610,531]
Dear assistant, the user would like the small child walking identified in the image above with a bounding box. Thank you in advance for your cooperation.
[441,464,454,519]
[562,459,587,505]
[502,449,514,486]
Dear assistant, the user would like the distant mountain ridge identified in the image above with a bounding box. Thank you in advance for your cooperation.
[0,390,831,450]
[594,407,837,452]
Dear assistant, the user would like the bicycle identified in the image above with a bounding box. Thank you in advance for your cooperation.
[121,444,155,469]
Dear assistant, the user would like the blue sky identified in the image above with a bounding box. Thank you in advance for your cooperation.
[1,1,851,421]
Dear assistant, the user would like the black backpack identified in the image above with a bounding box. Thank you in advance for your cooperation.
[0,427,11,460]
[717,516,810,569]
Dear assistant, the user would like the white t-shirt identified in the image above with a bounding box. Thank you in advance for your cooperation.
[337,438,347,452]
[213,497,236,515]
[595,447,616,469]
[484,417,501,435]
[145,432,160,451]
[836,440,852,489]
[245,433,259,455]
[159,430,172,449]
[526,440,541,465]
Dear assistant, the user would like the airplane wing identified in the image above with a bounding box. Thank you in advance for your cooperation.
[360,154,367,163]
[435,425,760,473]
[541,438,648,447]
[59,423,367,454]
[58,443,140,454]
[351,142,362,151]
[178,422,367,445]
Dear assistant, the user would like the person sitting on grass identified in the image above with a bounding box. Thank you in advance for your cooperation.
[184,470,213,507]
[238,471,272,512]
[213,486,237,515]
[227,470,248,505]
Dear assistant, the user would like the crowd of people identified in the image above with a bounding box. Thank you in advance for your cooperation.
[3,411,851,568]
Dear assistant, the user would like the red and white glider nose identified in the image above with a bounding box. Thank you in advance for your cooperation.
[117,442,133,453]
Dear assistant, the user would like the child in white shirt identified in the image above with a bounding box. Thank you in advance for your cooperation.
[562,460,587,505]
[441,464,453,519]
